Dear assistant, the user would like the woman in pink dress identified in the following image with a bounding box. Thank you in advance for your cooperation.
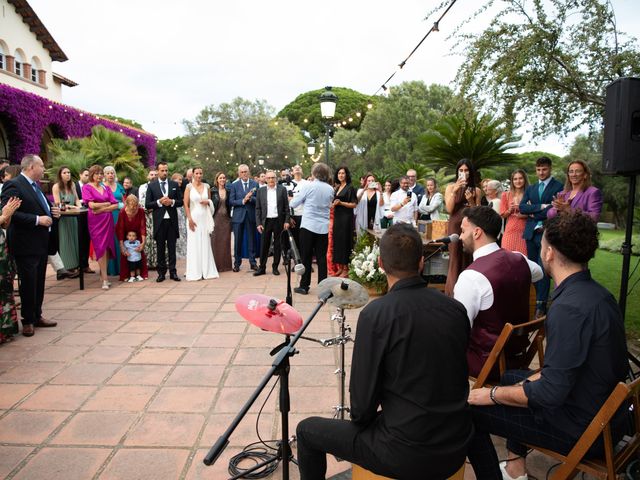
[500,169,529,255]
[82,165,119,290]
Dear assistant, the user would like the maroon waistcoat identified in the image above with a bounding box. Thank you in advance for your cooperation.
[466,248,531,377]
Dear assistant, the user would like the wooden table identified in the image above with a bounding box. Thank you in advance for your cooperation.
[59,207,89,290]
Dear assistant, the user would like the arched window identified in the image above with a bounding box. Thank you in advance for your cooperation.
[14,50,24,77]
[30,56,39,82]
[0,45,4,70]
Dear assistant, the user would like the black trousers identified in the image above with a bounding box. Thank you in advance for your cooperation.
[232,216,257,267]
[155,219,177,275]
[467,370,604,480]
[299,228,327,290]
[297,417,461,480]
[526,231,550,314]
[15,253,47,325]
[291,215,302,248]
[77,213,90,268]
[259,218,283,269]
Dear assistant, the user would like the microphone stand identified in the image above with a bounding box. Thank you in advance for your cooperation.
[281,230,294,306]
[203,292,333,479]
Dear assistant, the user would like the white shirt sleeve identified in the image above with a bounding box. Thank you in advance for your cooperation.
[453,269,494,326]
[518,252,543,282]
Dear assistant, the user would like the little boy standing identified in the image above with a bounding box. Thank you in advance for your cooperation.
[123,231,143,282]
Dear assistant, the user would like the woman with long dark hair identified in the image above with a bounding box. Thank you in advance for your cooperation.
[210,171,232,272]
[330,166,357,277]
[52,166,83,274]
[444,158,482,295]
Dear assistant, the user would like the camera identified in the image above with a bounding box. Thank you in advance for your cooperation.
[278,175,293,186]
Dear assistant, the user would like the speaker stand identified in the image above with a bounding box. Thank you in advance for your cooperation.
[618,174,637,319]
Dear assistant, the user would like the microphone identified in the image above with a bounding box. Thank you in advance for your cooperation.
[429,233,460,244]
[286,230,306,275]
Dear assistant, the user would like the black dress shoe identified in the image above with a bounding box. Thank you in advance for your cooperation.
[253,268,266,277]
[250,264,259,271]
[170,274,181,282]
[272,268,280,276]
[294,287,309,295]
[22,324,34,337]
[232,266,240,272]
[56,269,72,280]
[156,275,166,283]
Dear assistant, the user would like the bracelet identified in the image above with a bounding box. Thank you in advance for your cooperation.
[490,386,502,405]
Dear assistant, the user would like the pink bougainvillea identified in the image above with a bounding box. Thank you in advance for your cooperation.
[0,83,156,165]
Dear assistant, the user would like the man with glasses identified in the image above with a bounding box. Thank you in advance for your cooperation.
[229,164,258,272]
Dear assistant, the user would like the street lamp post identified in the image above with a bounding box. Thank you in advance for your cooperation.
[319,86,338,167]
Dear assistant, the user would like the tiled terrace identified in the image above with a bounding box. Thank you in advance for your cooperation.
[0,260,558,479]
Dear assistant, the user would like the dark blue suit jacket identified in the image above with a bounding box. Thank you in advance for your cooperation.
[229,179,258,224]
[519,177,563,240]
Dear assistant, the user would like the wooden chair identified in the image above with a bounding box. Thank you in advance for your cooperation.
[471,317,546,389]
[528,376,640,480]
[352,462,464,480]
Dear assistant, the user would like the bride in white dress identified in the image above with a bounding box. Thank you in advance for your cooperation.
[184,167,219,281]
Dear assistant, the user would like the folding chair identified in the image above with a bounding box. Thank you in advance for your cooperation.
[528,376,640,479]
[471,317,546,389]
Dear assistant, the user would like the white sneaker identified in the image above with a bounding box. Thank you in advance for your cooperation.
[102,281,110,290]
[136,275,144,281]
[500,461,528,480]
[127,277,136,283]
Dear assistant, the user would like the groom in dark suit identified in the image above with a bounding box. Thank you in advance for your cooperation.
[229,164,258,272]
[519,156,563,317]
[145,161,183,282]
[254,170,290,276]
[1,155,59,336]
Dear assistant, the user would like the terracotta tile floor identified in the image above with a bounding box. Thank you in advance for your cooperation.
[0,259,560,479]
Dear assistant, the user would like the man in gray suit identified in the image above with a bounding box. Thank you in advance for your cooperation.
[254,170,290,276]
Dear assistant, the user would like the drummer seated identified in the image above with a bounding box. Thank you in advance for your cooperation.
[296,224,472,480]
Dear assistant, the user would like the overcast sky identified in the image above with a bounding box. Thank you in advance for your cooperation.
[28,0,640,155]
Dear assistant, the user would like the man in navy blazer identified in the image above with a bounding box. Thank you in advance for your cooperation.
[1,155,60,336]
[145,161,183,282]
[229,164,258,272]
[519,156,563,317]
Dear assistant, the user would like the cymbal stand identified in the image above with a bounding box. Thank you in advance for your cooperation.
[203,292,333,479]
[298,307,353,420]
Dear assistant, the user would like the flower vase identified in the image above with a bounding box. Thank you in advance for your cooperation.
[366,285,386,297]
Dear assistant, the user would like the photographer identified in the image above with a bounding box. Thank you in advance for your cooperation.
[390,176,418,224]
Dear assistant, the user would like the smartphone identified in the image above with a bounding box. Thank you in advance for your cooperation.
[406,190,412,199]
[368,182,377,190]
[458,172,467,181]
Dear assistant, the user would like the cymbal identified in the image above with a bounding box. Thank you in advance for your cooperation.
[235,294,303,335]
[317,277,369,309]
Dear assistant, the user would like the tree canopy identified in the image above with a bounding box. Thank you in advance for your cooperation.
[354,81,457,171]
[181,97,307,180]
[278,87,372,140]
[449,0,640,137]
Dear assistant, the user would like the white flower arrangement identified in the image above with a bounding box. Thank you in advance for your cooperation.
[349,243,387,293]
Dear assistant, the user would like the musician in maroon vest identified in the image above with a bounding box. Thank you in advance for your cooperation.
[454,206,542,377]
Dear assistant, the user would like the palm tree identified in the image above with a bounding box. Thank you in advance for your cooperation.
[417,112,520,171]
[83,126,144,181]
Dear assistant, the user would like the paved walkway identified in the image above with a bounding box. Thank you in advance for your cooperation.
[0,260,559,480]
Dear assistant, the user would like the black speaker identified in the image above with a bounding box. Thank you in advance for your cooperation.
[603,77,640,175]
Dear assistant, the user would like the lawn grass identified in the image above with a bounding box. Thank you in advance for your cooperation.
[590,229,640,338]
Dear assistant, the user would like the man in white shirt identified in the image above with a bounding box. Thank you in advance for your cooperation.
[389,176,418,224]
[254,171,290,276]
[454,206,543,377]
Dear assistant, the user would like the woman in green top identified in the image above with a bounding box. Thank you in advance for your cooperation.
[52,166,83,273]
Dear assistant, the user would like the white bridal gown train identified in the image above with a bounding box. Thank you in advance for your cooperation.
[185,184,219,281]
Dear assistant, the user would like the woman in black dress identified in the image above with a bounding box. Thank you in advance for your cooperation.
[331,166,357,277]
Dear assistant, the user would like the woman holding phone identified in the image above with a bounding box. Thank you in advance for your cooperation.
[444,159,481,296]
[354,173,384,236]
